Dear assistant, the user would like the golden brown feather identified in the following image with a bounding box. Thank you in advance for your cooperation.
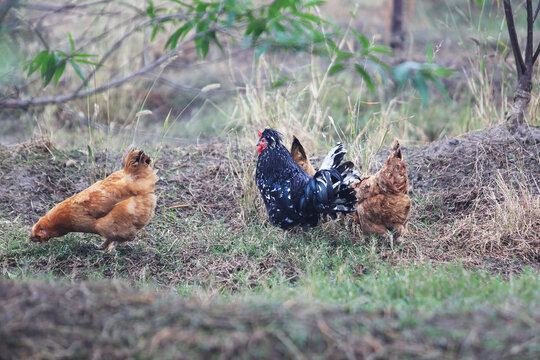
[30,149,158,253]
[352,139,411,242]
[290,136,316,176]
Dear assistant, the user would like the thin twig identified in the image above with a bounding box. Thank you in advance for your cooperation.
[21,0,112,13]
[533,0,540,23]
[75,12,192,92]
[533,41,540,64]
[169,204,193,209]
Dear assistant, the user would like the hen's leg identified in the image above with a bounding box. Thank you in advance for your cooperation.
[103,241,118,253]
[393,223,407,243]
[95,238,118,253]
[96,238,112,250]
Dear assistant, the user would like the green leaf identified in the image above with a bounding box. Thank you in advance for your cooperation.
[26,50,49,76]
[151,25,161,41]
[295,12,325,24]
[165,23,192,50]
[209,31,224,53]
[149,1,155,16]
[354,64,375,92]
[73,58,100,66]
[426,43,433,64]
[431,77,451,102]
[392,63,411,86]
[369,45,393,56]
[272,79,286,88]
[304,0,325,6]
[328,63,345,75]
[53,59,67,86]
[70,60,86,84]
[336,51,354,61]
[367,54,391,71]
[43,52,59,87]
[254,43,269,57]
[351,29,369,48]
[68,33,75,54]
[163,109,171,130]
[365,59,388,83]
[169,0,194,10]
[433,67,454,76]
[72,53,97,58]
[412,72,429,107]
[200,36,210,58]
[246,18,267,42]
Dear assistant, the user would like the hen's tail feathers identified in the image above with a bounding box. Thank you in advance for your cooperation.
[124,149,152,175]
[300,145,359,216]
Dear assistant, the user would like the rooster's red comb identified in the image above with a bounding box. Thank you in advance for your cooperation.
[258,130,262,137]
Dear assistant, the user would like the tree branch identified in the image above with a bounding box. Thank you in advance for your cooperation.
[0,0,18,25]
[21,0,112,13]
[532,40,540,64]
[533,0,540,23]
[525,0,533,66]
[0,32,201,109]
[503,0,526,75]
[75,12,190,92]
[534,0,540,63]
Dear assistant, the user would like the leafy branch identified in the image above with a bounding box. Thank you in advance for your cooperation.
[1,0,452,109]
[24,34,98,87]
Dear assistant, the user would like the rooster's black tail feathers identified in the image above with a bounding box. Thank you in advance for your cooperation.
[299,144,358,217]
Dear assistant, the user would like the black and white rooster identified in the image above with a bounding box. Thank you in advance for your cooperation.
[255,128,358,229]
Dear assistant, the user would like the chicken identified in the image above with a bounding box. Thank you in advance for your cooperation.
[352,139,411,242]
[30,149,158,253]
[255,128,357,229]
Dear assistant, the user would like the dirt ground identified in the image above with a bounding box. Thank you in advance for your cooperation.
[1,125,539,277]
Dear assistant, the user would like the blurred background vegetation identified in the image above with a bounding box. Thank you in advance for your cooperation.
[1,0,537,153]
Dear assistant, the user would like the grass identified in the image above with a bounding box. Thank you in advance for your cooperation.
[4,204,539,313]
[2,263,539,358]
[1,0,540,358]
[1,139,539,359]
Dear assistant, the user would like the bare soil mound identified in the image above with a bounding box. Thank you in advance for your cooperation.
[403,125,540,208]
[383,125,540,272]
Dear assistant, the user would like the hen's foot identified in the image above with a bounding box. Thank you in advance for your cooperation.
[95,239,117,253]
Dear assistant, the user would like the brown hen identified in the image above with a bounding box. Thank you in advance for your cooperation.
[352,140,411,242]
[30,149,158,253]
